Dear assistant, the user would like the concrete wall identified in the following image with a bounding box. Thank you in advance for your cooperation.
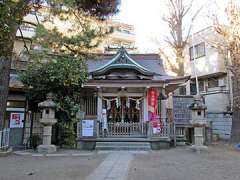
[204,91,230,113]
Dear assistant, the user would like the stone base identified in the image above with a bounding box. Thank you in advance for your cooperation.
[190,145,208,153]
[0,147,13,157]
[37,144,57,153]
[150,141,170,150]
[77,141,96,150]
[176,141,186,146]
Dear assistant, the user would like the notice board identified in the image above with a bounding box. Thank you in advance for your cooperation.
[82,120,94,137]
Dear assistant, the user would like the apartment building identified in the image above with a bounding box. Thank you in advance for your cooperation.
[95,20,136,53]
[184,27,232,140]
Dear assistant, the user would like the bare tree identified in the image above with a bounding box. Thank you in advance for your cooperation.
[161,0,202,76]
[213,0,240,142]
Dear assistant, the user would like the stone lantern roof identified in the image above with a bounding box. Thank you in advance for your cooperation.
[189,95,207,110]
[38,93,57,109]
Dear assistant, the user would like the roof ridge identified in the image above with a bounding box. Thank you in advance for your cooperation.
[91,47,154,76]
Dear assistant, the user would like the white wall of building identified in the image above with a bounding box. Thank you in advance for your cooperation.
[184,27,227,77]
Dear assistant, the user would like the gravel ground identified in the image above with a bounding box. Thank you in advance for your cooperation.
[128,144,240,180]
[0,153,106,180]
[1,144,240,180]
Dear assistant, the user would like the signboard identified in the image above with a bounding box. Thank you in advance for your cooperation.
[10,113,24,128]
[173,96,193,125]
[82,120,94,137]
[151,118,163,134]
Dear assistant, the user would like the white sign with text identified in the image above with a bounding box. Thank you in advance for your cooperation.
[82,120,94,137]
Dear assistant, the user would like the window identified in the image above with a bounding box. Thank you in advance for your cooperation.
[83,97,97,116]
[189,42,205,60]
[190,83,197,95]
[199,81,204,92]
[190,80,204,94]
[179,86,186,95]
[208,78,219,88]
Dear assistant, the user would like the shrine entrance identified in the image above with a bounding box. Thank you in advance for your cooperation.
[103,97,142,123]
[101,96,146,137]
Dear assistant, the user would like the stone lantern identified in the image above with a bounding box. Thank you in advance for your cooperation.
[189,95,208,152]
[37,93,57,153]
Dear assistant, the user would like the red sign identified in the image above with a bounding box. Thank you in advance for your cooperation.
[10,113,24,128]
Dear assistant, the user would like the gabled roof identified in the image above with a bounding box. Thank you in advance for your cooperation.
[90,47,154,76]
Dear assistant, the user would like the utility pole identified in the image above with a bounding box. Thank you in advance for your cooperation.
[190,21,200,96]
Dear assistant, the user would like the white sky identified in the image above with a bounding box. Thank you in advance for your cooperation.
[113,0,229,53]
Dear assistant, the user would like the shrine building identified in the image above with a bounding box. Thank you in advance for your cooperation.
[76,47,188,140]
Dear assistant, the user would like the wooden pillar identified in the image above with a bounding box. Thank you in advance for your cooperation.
[97,91,102,121]
[143,89,148,122]
[161,88,167,122]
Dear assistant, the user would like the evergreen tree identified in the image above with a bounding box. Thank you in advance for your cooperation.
[0,0,120,129]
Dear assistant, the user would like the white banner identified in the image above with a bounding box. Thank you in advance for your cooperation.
[102,109,108,130]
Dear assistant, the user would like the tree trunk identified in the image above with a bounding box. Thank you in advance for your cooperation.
[0,1,29,129]
[176,50,185,76]
[231,53,240,142]
[0,57,12,129]
[0,26,18,129]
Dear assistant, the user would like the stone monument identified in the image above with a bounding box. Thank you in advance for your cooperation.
[189,95,208,152]
[37,93,57,153]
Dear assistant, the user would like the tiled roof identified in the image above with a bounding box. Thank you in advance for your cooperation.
[86,52,168,80]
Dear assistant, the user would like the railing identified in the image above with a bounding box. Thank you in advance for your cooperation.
[149,120,175,139]
[77,120,175,139]
[99,122,147,137]
[0,128,10,150]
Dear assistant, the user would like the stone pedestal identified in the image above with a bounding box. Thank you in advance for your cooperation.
[189,95,208,152]
[37,144,57,153]
[37,119,57,153]
[190,126,208,152]
[37,93,57,153]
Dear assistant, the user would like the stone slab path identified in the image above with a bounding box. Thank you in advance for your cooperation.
[86,152,133,180]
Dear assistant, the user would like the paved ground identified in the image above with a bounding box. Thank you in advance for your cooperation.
[0,153,106,180]
[1,144,240,180]
[128,144,240,180]
[87,152,133,180]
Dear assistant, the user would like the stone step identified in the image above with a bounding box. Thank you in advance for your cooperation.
[96,141,151,151]
[97,142,150,146]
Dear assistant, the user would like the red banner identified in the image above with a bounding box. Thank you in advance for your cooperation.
[148,88,158,121]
